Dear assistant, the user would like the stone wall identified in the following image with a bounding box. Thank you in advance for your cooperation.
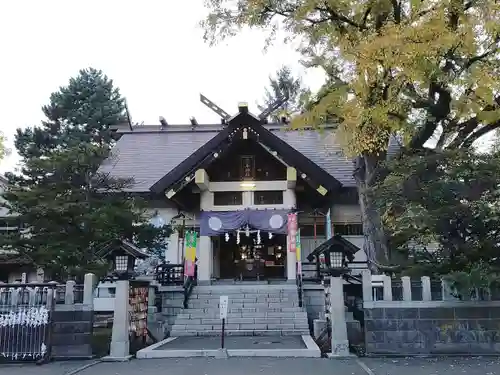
[51,274,96,359]
[303,285,326,327]
[159,286,184,335]
[365,303,500,355]
[52,306,93,359]
[361,271,500,356]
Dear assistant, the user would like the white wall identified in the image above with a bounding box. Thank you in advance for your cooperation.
[331,204,362,222]
[200,180,296,211]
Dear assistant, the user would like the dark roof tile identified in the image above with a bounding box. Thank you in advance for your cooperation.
[100,124,400,192]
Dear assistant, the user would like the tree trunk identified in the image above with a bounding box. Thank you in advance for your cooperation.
[354,154,389,273]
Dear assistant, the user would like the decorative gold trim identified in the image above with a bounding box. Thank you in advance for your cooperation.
[316,185,328,196]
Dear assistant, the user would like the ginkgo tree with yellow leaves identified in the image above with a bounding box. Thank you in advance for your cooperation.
[202,0,500,269]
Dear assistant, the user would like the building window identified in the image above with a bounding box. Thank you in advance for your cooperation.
[299,223,363,237]
[213,192,243,206]
[254,191,283,205]
[333,224,363,236]
[300,224,326,237]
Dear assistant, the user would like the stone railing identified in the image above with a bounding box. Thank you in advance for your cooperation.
[362,272,500,305]
[0,273,96,360]
[360,270,500,356]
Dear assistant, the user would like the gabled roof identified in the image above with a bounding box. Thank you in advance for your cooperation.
[99,239,149,259]
[99,120,401,193]
[149,111,342,195]
[306,234,360,262]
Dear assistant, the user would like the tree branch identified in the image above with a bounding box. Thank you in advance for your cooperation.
[317,3,366,30]
[390,0,401,23]
[461,120,500,148]
[449,96,500,148]
[409,83,452,149]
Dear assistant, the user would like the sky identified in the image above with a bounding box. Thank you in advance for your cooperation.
[0,0,326,173]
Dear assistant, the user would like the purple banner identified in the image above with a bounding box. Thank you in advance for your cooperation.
[199,209,290,236]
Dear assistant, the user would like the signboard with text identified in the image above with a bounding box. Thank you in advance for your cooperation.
[220,295,228,319]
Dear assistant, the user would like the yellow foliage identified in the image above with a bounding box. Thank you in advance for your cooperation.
[203,0,500,154]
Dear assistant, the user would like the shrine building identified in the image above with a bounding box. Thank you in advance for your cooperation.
[100,96,398,284]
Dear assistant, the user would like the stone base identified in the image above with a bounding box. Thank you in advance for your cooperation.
[136,335,321,358]
[101,354,133,362]
[327,352,356,358]
[197,280,211,286]
[328,340,351,358]
[214,348,229,359]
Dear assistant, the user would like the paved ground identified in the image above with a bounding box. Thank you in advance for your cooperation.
[0,360,93,375]
[362,357,500,375]
[2,356,500,375]
[155,336,306,350]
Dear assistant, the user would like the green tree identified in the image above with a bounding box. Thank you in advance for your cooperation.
[1,69,170,280]
[15,68,124,159]
[376,148,500,288]
[258,66,309,121]
[202,0,500,268]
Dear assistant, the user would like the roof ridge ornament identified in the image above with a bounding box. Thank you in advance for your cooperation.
[199,94,231,122]
[258,94,289,121]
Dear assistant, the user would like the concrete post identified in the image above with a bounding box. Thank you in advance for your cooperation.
[197,235,212,284]
[36,268,45,282]
[328,276,350,357]
[46,282,57,310]
[105,279,132,361]
[421,276,432,301]
[401,276,412,301]
[361,269,372,302]
[65,280,75,305]
[148,286,156,314]
[83,273,96,307]
[382,275,392,301]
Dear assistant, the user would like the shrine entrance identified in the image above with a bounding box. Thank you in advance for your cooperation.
[218,230,287,280]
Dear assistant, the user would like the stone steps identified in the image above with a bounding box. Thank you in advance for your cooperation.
[173,329,309,337]
[187,303,302,310]
[170,284,309,337]
[172,329,310,337]
[173,310,307,319]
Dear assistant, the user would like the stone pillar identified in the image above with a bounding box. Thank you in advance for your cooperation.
[83,273,96,307]
[105,279,132,361]
[328,276,350,357]
[36,268,45,282]
[361,269,372,302]
[197,235,212,284]
[382,275,392,301]
[148,285,157,316]
[421,276,431,301]
[65,280,76,305]
[286,235,297,281]
[402,276,412,301]
[167,231,180,264]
